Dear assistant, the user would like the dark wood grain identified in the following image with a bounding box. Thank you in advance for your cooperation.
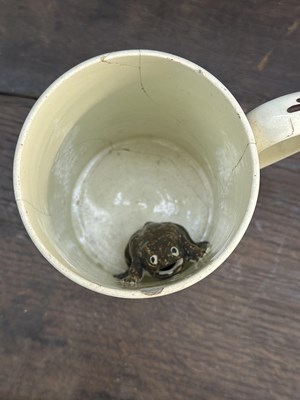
[0,0,299,110]
[1,98,300,399]
[1,1,300,399]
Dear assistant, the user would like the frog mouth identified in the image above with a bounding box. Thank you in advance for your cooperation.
[157,258,184,277]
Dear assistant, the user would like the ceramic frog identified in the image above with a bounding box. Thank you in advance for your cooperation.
[115,221,209,284]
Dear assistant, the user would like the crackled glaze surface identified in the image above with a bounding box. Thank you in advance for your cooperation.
[14,50,259,298]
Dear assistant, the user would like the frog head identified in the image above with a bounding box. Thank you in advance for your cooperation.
[142,237,184,278]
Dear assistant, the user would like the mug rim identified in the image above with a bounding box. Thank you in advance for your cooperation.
[13,49,260,298]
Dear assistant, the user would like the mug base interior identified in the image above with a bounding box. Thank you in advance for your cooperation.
[49,136,214,283]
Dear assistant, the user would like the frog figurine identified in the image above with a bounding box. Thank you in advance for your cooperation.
[115,221,210,284]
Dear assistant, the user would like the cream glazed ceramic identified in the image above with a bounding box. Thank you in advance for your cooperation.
[13,50,300,298]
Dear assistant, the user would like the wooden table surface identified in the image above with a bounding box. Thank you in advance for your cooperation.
[1,1,300,399]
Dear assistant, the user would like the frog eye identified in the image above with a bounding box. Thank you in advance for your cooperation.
[171,246,179,256]
[150,255,158,265]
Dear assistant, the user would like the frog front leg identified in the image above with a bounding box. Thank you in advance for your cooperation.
[183,241,209,262]
[114,257,144,285]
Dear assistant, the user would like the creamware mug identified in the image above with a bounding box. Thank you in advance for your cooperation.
[13,50,300,298]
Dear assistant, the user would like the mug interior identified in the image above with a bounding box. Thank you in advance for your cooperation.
[14,50,259,297]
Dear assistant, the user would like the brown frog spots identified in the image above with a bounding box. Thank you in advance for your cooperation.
[115,221,210,285]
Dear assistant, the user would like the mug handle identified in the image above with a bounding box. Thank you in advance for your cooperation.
[247,92,300,168]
